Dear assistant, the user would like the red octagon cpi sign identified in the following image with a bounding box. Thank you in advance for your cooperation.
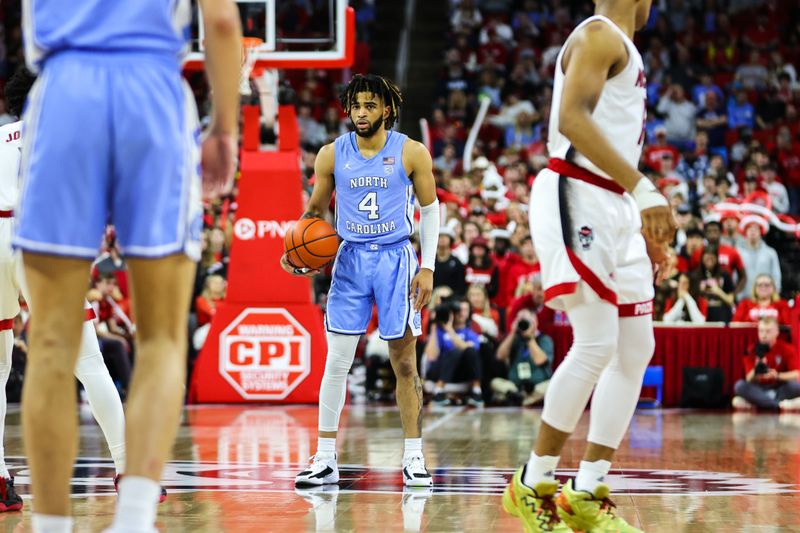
[219,308,311,400]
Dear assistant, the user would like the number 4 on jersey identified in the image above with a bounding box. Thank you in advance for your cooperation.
[358,191,380,220]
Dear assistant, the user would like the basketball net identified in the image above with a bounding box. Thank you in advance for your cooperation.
[240,37,264,96]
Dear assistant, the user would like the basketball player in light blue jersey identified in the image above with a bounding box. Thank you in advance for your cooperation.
[14,2,242,532]
[281,74,440,488]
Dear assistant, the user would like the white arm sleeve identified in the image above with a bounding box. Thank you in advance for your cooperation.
[632,176,669,211]
[419,200,440,271]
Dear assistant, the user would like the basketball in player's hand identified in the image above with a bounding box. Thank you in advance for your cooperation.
[283,218,339,270]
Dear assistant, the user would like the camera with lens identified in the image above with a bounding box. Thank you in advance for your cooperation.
[516,319,531,335]
[753,342,771,375]
[434,301,459,325]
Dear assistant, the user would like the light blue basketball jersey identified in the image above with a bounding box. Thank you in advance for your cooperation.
[333,131,415,245]
[23,0,191,71]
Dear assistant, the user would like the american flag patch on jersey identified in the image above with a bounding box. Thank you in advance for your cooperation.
[383,156,395,165]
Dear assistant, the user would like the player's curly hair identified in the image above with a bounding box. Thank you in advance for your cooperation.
[339,74,403,130]
[5,66,37,117]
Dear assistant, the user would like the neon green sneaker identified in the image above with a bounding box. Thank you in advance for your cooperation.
[503,466,574,532]
[556,479,643,532]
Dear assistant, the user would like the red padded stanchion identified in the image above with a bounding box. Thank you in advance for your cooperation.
[189,105,327,404]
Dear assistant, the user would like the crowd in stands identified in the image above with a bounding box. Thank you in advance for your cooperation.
[2,0,799,407]
[350,0,800,406]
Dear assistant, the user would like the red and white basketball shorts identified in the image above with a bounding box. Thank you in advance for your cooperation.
[0,216,21,321]
[2,215,97,345]
[529,159,654,317]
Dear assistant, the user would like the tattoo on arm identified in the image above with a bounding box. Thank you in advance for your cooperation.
[413,375,423,435]
[301,211,321,219]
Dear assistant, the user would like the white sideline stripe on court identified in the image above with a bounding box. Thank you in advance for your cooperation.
[422,406,465,435]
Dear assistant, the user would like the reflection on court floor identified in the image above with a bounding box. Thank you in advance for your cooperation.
[5,457,796,498]
[1,404,799,532]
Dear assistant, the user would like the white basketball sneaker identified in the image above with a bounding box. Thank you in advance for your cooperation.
[295,454,340,487]
[402,455,433,487]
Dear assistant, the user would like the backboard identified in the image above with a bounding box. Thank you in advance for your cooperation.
[184,0,355,71]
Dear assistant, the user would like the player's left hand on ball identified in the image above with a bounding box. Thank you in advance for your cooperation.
[410,268,433,312]
[280,253,319,277]
[201,128,238,200]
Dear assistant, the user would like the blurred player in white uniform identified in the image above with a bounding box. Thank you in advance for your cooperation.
[14,1,241,532]
[502,1,676,532]
[0,67,172,511]
[0,91,25,515]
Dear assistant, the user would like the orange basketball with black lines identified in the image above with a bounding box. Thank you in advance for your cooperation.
[283,218,339,270]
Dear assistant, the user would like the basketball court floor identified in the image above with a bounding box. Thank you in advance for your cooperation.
[1,404,798,532]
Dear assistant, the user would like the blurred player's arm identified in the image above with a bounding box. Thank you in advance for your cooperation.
[200,0,241,134]
[405,140,439,312]
[199,0,242,198]
[302,143,335,219]
[558,21,675,246]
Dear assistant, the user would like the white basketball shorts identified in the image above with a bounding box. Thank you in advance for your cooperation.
[529,158,654,317]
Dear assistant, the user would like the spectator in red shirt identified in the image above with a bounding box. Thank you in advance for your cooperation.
[467,285,500,341]
[507,235,541,299]
[662,273,708,324]
[643,126,681,173]
[677,227,704,273]
[489,229,518,316]
[690,219,747,295]
[732,274,791,325]
[477,29,509,68]
[719,212,741,247]
[89,273,134,341]
[195,274,227,327]
[465,237,499,298]
[733,316,800,410]
[743,15,779,51]
[506,274,555,335]
[483,189,509,228]
[91,227,129,298]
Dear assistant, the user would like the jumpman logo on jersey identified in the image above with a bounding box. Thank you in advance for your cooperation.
[344,161,353,170]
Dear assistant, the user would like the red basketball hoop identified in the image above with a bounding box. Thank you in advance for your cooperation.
[240,37,264,95]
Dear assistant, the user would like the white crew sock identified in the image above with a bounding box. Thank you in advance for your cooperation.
[574,459,611,493]
[32,514,73,533]
[317,437,336,457]
[403,438,422,460]
[111,476,159,532]
[523,452,559,487]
